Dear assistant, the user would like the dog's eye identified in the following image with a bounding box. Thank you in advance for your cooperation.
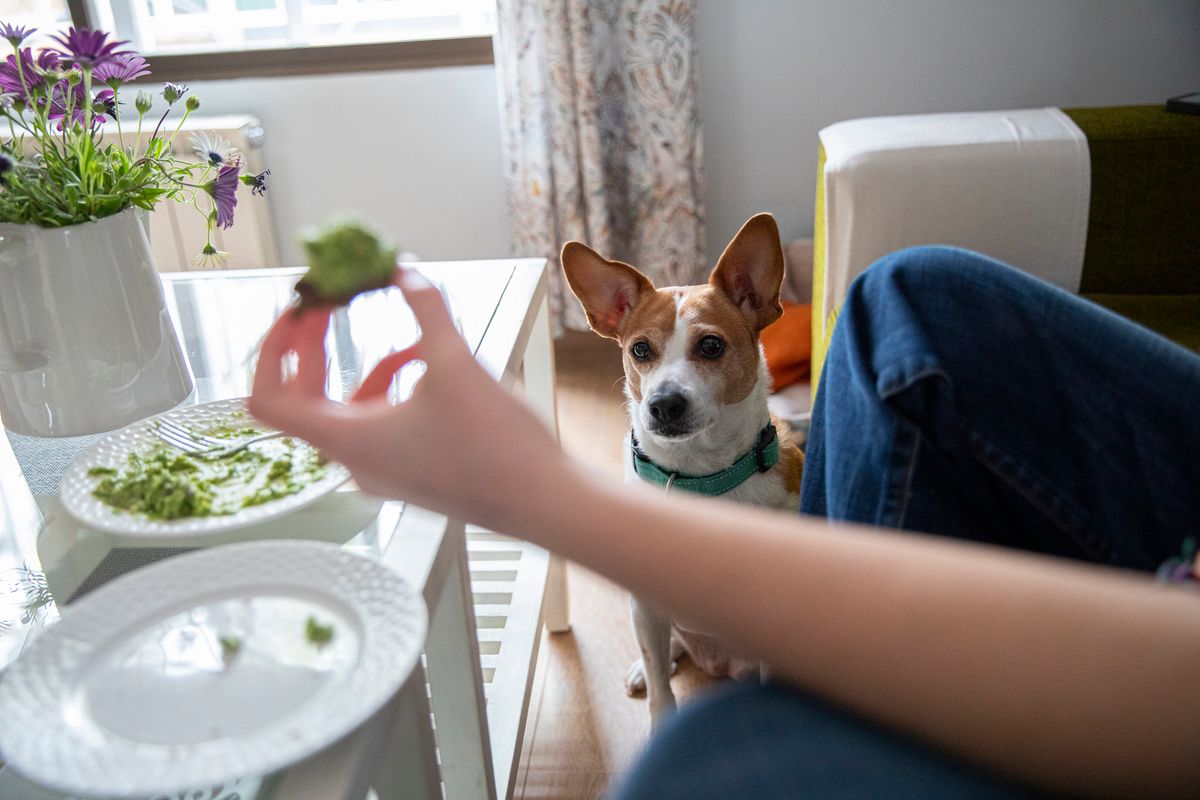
[697,335,724,359]
[630,341,652,361]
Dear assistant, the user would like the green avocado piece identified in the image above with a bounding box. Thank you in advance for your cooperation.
[305,615,335,647]
[219,635,242,660]
[298,218,397,305]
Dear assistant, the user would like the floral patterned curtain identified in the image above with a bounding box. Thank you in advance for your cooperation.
[494,0,705,332]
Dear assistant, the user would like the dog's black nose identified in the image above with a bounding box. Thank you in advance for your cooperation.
[648,391,688,424]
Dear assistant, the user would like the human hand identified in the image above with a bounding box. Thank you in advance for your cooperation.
[247,268,564,526]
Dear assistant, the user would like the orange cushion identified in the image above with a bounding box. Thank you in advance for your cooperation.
[761,302,812,391]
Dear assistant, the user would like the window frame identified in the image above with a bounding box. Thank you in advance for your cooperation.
[65,0,494,81]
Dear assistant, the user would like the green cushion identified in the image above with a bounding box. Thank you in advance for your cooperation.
[1064,105,1200,295]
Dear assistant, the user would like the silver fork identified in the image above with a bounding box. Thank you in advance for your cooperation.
[154,417,286,459]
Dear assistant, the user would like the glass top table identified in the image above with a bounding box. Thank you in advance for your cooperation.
[0,258,565,800]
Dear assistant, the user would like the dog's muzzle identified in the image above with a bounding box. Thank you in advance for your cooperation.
[646,389,692,437]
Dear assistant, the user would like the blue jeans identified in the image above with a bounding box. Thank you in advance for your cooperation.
[612,246,1200,799]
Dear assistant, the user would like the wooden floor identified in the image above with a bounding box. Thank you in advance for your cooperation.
[511,331,720,800]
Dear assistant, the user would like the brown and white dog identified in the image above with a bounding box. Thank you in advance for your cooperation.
[561,212,803,727]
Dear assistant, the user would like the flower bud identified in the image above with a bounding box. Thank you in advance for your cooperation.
[135,90,152,114]
[162,82,187,105]
[185,95,200,113]
[65,69,81,85]
[241,168,270,196]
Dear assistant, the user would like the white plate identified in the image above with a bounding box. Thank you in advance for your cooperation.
[60,398,350,538]
[0,540,426,798]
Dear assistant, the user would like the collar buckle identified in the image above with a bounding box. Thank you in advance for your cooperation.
[754,423,776,473]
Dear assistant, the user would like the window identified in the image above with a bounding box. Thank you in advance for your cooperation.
[0,0,73,48]
[90,0,495,57]
[0,0,495,80]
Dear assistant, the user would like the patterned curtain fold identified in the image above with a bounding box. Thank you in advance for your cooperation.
[495,0,705,332]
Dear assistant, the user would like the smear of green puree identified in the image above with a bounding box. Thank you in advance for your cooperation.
[89,420,327,520]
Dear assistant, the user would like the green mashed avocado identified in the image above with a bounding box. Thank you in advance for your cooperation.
[199,410,264,440]
[298,217,397,305]
[89,420,328,521]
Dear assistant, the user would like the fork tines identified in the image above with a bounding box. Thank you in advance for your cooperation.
[154,417,221,454]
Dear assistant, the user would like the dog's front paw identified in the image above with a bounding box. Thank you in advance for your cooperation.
[624,657,679,697]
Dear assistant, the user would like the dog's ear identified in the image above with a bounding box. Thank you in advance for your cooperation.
[560,241,654,339]
[709,213,785,332]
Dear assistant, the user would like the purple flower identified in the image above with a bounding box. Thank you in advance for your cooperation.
[47,82,81,125]
[49,27,131,70]
[0,151,13,182]
[0,23,35,47]
[208,163,240,229]
[92,53,150,88]
[94,86,116,117]
[47,82,108,129]
[0,48,43,98]
[37,49,60,72]
[0,47,61,105]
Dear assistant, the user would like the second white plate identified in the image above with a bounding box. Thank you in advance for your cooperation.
[0,539,426,798]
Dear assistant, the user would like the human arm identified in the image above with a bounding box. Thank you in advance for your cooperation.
[249,270,1200,799]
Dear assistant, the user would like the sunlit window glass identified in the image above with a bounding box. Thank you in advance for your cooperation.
[89,0,496,56]
[0,0,72,49]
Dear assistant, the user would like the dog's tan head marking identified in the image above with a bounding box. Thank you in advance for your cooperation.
[562,213,785,441]
[613,289,676,402]
[708,212,786,333]
[559,241,653,339]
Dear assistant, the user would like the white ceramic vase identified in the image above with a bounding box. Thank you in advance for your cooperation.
[0,208,193,437]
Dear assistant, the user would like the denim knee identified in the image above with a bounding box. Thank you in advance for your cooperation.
[848,245,1001,324]
[836,245,1034,398]
[609,680,1038,800]
[609,681,797,800]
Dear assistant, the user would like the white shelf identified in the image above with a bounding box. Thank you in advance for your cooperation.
[467,527,549,799]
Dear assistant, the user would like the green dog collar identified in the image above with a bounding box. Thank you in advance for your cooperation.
[630,424,780,496]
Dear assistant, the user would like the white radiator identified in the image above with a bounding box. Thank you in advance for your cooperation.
[98,114,280,272]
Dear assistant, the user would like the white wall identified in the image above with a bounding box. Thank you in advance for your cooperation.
[188,1,1200,267]
[696,0,1200,261]
[190,66,510,266]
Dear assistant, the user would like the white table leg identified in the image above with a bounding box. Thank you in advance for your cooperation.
[424,522,497,800]
[521,291,571,634]
[542,555,570,635]
[262,664,438,800]
[369,664,443,800]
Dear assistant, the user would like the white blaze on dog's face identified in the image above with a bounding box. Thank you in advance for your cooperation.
[561,213,785,442]
[616,285,756,440]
